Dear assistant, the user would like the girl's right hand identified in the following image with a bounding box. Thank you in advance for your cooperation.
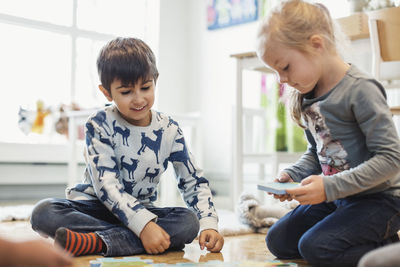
[272,172,294,202]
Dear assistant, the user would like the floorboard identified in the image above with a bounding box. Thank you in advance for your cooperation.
[0,221,311,266]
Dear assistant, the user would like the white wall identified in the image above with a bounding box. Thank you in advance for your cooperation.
[157,0,192,114]
[156,1,381,185]
[157,0,262,184]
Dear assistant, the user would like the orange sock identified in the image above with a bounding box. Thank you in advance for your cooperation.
[54,227,104,256]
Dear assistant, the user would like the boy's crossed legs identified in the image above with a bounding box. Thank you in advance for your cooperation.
[30,198,199,256]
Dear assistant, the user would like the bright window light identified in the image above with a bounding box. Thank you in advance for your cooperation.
[0,0,159,144]
[0,0,73,26]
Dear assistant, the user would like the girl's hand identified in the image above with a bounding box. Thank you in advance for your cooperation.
[277,172,293,183]
[270,172,294,202]
[286,175,326,205]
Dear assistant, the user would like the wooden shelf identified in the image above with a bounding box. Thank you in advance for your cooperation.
[390,106,400,115]
[336,12,370,40]
[230,52,275,73]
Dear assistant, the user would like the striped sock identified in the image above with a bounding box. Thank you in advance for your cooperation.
[54,227,104,256]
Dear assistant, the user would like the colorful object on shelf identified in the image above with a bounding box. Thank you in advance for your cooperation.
[18,100,51,135]
[260,74,307,153]
[31,100,51,134]
[275,83,287,151]
[54,102,85,140]
[18,106,35,135]
[55,105,69,136]
[90,257,298,267]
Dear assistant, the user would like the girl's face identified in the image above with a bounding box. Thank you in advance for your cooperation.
[262,44,322,94]
[100,78,155,126]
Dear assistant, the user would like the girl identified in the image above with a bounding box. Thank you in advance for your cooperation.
[256,1,400,266]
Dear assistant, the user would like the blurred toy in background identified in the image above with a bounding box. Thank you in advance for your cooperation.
[55,103,85,140]
[55,105,69,136]
[18,101,87,140]
[18,100,51,135]
[18,106,35,135]
[31,100,51,134]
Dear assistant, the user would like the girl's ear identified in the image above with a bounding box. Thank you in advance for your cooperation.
[99,85,113,101]
[309,34,324,51]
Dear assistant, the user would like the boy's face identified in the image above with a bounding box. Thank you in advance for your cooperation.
[99,78,155,126]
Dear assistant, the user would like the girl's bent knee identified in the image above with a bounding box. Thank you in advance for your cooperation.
[266,228,287,258]
[266,230,280,257]
[298,235,331,265]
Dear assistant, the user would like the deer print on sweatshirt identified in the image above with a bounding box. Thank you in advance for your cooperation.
[112,120,130,146]
[169,137,195,174]
[137,128,164,164]
[68,106,218,232]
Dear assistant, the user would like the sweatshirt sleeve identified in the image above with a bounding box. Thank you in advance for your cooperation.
[323,80,400,201]
[168,128,218,232]
[85,117,157,237]
[284,130,322,182]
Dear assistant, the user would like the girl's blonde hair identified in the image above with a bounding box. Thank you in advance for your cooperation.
[256,0,339,128]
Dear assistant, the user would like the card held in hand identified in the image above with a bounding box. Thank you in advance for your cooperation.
[257,182,300,195]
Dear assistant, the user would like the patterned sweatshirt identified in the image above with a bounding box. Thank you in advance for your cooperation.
[284,65,400,202]
[66,106,218,236]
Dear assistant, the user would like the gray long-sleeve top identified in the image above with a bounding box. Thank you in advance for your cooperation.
[284,65,400,202]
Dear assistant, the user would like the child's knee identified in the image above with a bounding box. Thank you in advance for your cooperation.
[265,224,296,259]
[183,209,200,240]
[175,208,200,242]
[265,227,283,257]
[30,198,63,236]
[298,234,329,264]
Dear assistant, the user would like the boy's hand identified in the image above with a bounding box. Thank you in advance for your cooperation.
[271,172,294,202]
[140,221,170,254]
[286,175,326,205]
[199,229,224,252]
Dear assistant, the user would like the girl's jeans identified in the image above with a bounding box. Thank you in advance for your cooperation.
[266,193,400,267]
[30,198,200,256]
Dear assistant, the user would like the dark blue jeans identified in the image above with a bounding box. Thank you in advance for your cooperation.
[266,193,400,267]
[30,198,199,256]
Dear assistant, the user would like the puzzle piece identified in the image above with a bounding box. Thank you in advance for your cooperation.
[90,258,297,267]
[90,257,153,267]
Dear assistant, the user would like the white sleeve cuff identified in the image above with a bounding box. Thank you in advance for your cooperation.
[127,208,158,237]
[199,216,219,233]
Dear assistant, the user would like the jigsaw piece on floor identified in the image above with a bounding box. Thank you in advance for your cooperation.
[90,257,153,267]
[90,258,298,267]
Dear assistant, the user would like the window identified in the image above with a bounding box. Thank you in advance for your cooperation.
[0,0,159,143]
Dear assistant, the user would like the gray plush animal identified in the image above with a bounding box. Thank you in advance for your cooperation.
[238,193,298,231]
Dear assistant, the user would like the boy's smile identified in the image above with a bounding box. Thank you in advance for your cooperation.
[99,78,155,126]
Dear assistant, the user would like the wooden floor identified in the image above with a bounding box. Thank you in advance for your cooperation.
[0,221,311,266]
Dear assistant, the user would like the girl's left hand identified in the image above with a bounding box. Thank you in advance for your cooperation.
[286,175,326,205]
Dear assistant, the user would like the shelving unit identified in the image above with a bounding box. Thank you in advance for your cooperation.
[230,52,303,209]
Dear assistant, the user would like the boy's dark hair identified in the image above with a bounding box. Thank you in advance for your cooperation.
[97,37,159,92]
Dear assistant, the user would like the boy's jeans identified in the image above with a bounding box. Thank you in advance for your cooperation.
[30,198,200,256]
[266,193,400,267]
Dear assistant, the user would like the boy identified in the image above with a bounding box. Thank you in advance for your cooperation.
[30,37,224,256]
